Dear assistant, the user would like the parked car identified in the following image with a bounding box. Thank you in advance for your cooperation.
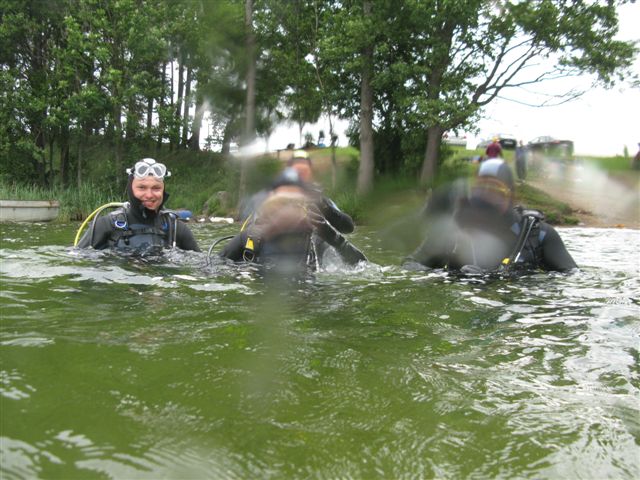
[476,134,518,150]
[526,136,574,158]
[442,131,468,147]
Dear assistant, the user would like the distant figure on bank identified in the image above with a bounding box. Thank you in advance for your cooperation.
[485,137,502,159]
[633,142,640,170]
[515,140,527,180]
[76,158,200,253]
[403,159,577,273]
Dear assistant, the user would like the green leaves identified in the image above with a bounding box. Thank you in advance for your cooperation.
[0,0,636,189]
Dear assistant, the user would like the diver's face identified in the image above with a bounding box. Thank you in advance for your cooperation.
[291,161,313,183]
[132,177,164,211]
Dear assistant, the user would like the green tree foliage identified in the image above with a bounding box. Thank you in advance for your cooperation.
[0,0,636,194]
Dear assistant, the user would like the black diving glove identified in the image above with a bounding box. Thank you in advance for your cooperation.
[308,208,342,247]
[336,240,367,265]
[308,208,367,265]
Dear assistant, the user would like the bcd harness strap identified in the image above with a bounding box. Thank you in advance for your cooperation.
[109,209,177,247]
[501,208,545,268]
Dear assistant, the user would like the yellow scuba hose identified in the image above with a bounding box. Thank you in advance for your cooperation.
[73,202,126,246]
[240,214,253,232]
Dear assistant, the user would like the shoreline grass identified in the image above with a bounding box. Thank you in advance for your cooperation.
[3,144,632,226]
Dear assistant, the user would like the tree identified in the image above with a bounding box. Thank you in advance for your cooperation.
[357,0,375,194]
[414,0,637,184]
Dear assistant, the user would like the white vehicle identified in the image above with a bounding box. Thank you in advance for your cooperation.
[442,132,468,147]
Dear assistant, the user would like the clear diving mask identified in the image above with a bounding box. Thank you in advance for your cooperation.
[126,158,171,180]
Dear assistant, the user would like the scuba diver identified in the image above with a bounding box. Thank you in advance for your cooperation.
[403,159,577,273]
[220,168,366,270]
[240,150,355,236]
[75,158,200,253]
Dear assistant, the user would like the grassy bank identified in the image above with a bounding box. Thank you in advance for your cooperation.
[578,154,638,171]
[3,144,630,226]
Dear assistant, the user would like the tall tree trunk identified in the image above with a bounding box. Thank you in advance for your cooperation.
[146,95,153,149]
[189,97,205,151]
[125,97,137,141]
[356,0,374,195]
[157,62,167,151]
[48,138,55,187]
[419,21,454,185]
[113,104,123,189]
[329,122,337,189]
[77,135,83,189]
[147,97,153,130]
[59,126,70,187]
[59,140,68,188]
[173,55,185,150]
[420,125,444,185]
[181,64,192,147]
[221,121,233,156]
[239,0,256,203]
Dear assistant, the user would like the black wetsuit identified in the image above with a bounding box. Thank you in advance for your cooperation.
[405,198,577,272]
[221,206,365,267]
[77,187,200,252]
[232,185,360,266]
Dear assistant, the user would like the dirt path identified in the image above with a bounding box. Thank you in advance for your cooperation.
[527,162,640,229]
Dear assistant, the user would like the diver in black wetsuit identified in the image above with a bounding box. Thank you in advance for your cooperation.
[76,158,200,253]
[240,150,355,236]
[221,168,366,268]
[404,159,577,273]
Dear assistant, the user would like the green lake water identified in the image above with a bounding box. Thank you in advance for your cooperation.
[1,222,639,479]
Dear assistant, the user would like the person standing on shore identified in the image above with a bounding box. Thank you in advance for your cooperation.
[632,142,640,170]
[515,140,527,180]
[485,137,503,160]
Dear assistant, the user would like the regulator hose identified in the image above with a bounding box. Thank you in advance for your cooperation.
[73,202,127,247]
[207,235,236,265]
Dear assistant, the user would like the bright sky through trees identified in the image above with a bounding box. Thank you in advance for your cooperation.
[259,2,639,157]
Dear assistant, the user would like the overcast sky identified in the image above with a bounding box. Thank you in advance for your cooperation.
[477,2,639,157]
[243,3,640,158]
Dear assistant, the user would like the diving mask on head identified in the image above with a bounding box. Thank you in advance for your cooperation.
[126,158,171,180]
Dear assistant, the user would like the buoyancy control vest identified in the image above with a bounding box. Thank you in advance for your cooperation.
[240,225,317,269]
[239,194,317,269]
[107,208,178,251]
[501,207,546,270]
[453,203,546,273]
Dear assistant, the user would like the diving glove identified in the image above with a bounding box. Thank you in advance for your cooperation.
[308,209,342,246]
[308,208,366,265]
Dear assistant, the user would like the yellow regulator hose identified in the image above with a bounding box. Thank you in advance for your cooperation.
[73,202,126,246]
